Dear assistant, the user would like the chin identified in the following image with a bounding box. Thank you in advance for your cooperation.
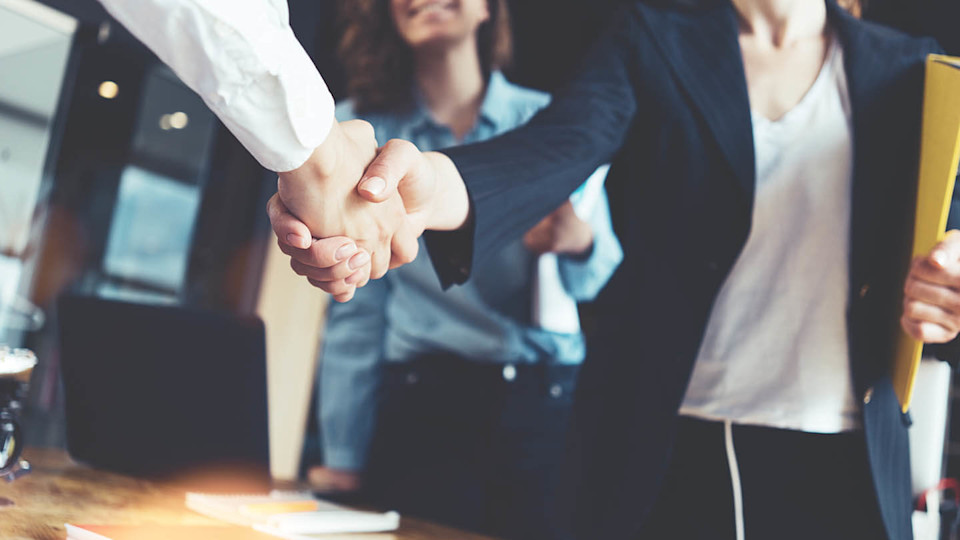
[408,31,467,51]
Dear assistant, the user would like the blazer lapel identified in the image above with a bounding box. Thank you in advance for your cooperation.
[827,0,901,289]
[644,0,899,282]
[641,2,755,199]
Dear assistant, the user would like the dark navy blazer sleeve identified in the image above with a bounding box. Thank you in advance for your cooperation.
[429,9,641,287]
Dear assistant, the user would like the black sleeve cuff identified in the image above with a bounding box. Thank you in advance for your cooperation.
[423,212,475,289]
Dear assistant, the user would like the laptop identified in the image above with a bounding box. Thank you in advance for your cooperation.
[58,294,270,487]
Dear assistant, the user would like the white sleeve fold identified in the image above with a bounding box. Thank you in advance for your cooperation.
[97,0,334,172]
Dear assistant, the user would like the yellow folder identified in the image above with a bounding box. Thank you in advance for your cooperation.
[893,55,960,413]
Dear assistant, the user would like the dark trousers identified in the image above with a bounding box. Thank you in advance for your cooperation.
[363,355,579,540]
[638,416,890,540]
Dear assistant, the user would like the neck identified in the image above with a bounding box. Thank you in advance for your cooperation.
[414,39,487,140]
[731,0,827,47]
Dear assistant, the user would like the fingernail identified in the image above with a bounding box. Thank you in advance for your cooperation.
[286,233,309,249]
[361,177,386,196]
[933,251,949,267]
[335,242,357,261]
[349,250,370,270]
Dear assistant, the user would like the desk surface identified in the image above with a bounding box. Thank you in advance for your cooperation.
[0,448,498,540]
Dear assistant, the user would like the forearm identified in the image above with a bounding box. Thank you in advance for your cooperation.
[423,152,471,232]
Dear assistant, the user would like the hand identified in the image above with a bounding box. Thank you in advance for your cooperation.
[523,201,594,256]
[276,120,417,281]
[267,194,371,302]
[307,466,361,493]
[355,140,471,233]
[271,138,471,301]
[901,230,960,343]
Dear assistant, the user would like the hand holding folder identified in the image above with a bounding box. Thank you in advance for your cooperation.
[893,55,960,413]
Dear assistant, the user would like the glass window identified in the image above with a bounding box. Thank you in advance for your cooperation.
[101,165,202,293]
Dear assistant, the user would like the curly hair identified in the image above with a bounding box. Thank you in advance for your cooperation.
[338,0,513,114]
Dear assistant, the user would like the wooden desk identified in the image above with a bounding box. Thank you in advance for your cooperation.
[0,448,498,540]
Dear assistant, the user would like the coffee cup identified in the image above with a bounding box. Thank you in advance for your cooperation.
[0,346,36,479]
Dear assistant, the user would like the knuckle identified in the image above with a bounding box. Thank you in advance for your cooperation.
[344,118,373,134]
[903,279,919,298]
[396,249,416,266]
[353,120,377,146]
[290,259,307,276]
[311,278,348,296]
[354,119,374,134]
[309,244,335,267]
[948,320,960,336]
[903,300,922,318]
[902,317,917,338]
[385,138,418,156]
[334,289,356,303]
[404,243,419,264]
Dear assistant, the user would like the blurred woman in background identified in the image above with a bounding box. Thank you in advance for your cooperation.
[308,1,622,539]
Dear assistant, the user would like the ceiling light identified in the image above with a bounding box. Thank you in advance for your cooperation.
[98,81,119,99]
[168,112,189,129]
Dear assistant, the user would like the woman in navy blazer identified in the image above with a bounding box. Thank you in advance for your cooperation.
[271,0,960,538]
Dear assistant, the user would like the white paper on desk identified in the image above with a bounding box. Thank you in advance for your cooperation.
[185,490,399,535]
[254,510,400,537]
[531,165,610,333]
[186,491,315,527]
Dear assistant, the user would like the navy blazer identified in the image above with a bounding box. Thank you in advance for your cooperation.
[434,1,955,538]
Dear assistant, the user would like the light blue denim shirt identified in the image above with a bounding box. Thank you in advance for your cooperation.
[320,72,623,470]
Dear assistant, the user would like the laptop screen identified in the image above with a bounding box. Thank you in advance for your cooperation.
[58,294,270,487]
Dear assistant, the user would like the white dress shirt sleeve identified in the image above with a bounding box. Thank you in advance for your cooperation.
[97,0,335,172]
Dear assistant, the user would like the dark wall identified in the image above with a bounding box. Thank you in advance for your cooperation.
[865,0,960,55]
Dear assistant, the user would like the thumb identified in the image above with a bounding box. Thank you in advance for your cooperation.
[358,139,424,207]
[931,229,960,269]
[267,193,312,249]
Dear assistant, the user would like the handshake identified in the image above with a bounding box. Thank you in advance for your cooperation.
[268,119,471,302]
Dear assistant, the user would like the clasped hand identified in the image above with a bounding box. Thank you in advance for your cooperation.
[902,230,960,344]
[269,119,467,301]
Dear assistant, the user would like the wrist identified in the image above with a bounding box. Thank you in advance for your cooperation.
[424,151,470,231]
[275,120,357,236]
[279,118,342,179]
[562,239,595,260]
[563,227,595,257]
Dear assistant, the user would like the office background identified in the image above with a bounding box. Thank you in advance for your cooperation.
[2,0,958,477]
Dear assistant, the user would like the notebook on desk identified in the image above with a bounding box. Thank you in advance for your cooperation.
[57,294,270,486]
[184,491,400,536]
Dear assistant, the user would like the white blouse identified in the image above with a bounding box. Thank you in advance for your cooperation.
[680,35,861,433]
